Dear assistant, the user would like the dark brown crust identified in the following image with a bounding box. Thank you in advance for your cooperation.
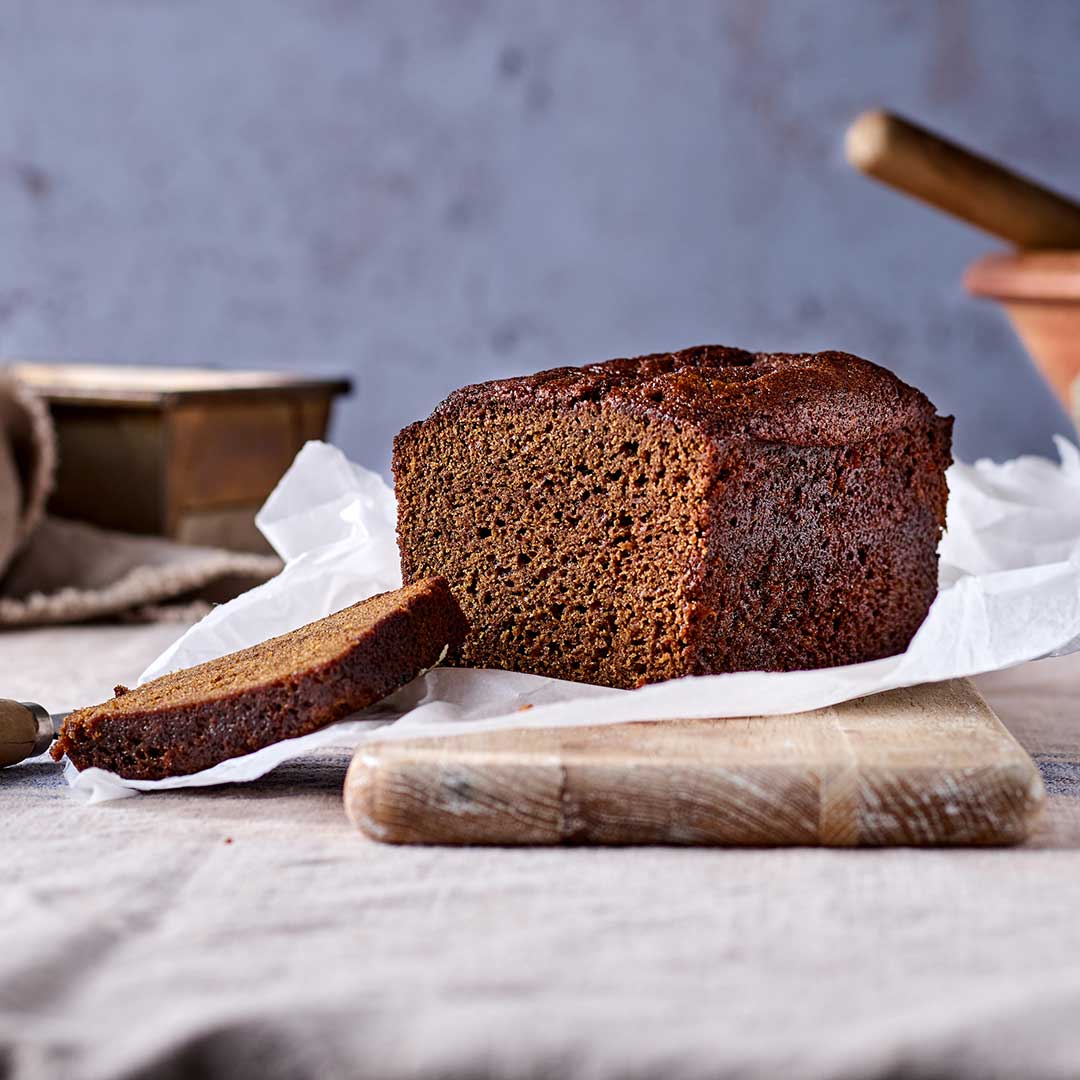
[393,346,952,688]
[51,578,468,780]
[688,415,952,674]
[423,345,933,447]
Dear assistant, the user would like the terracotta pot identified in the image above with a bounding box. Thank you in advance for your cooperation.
[965,251,1080,407]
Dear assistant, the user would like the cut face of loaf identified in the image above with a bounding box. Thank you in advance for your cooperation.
[393,346,952,689]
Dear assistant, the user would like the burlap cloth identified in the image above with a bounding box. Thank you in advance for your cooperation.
[2,618,1079,1080]
[0,370,279,625]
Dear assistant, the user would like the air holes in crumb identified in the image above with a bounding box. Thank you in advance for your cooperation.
[478,527,492,539]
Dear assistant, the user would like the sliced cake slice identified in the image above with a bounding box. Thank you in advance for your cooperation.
[51,577,467,780]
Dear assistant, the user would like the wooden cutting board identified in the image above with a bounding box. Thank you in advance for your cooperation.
[344,679,1045,847]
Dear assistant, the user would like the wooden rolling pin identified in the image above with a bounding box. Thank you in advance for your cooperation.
[846,110,1080,249]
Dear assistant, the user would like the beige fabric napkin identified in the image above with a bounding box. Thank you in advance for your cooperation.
[4,623,1080,1080]
[0,370,280,626]
[0,369,54,575]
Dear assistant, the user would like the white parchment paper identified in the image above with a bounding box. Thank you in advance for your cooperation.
[68,437,1080,801]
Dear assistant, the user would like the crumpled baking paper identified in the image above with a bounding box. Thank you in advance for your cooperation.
[68,436,1080,802]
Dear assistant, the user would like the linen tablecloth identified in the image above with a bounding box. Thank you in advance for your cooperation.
[3,622,1079,1080]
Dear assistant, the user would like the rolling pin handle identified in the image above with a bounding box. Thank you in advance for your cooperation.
[845,109,1080,250]
[0,700,54,768]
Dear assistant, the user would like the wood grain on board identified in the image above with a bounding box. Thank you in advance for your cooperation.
[345,679,1044,847]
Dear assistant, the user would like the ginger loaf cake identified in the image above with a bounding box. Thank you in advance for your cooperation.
[393,346,952,689]
[51,577,467,780]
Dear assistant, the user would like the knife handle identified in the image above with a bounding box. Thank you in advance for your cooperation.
[0,700,54,768]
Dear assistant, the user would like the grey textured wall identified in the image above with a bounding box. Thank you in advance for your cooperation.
[2,1,1077,474]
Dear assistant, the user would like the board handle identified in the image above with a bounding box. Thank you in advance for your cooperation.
[845,110,1080,250]
[0,700,54,767]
